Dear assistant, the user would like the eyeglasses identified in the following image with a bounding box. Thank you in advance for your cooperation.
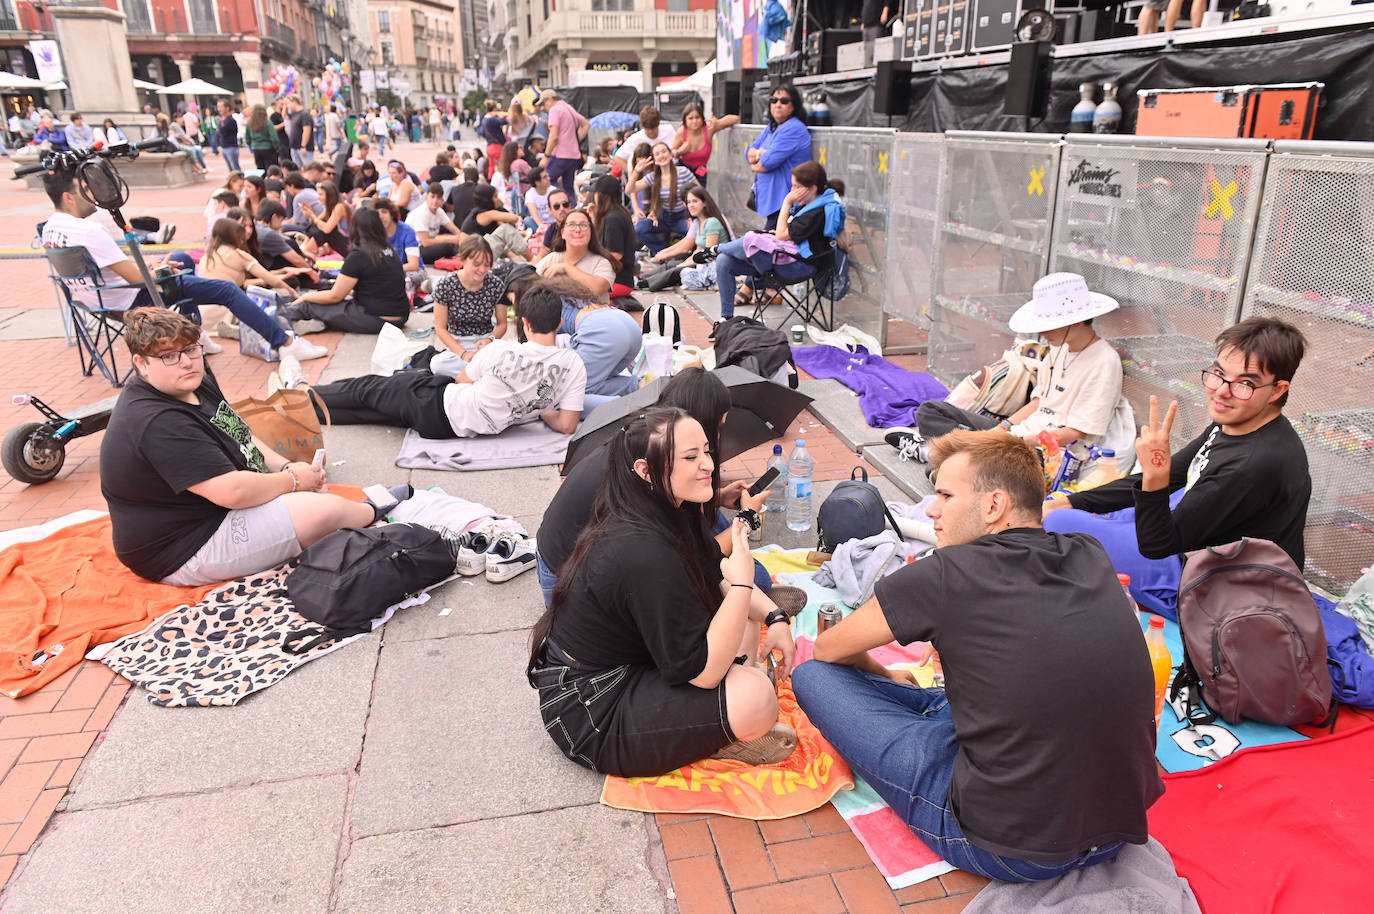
[769,96,793,105]
[150,343,203,366]
[550,201,570,210]
[1200,368,1276,401]
[563,221,592,231]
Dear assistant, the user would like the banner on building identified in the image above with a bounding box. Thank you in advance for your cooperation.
[26,40,63,83]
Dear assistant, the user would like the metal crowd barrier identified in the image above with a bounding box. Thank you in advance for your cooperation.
[883,132,945,331]
[812,127,896,314]
[1048,135,1271,443]
[713,125,764,238]
[1239,140,1374,593]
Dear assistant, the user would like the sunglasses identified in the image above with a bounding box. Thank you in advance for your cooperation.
[550,201,570,210]
[769,96,793,105]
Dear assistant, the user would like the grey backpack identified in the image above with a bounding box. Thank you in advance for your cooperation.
[816,467,902,552]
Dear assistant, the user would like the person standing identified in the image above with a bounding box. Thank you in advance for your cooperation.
[747,85,813,231]
[479,99,508,178]
[325,106,343,156]
[369,108,389,156]
[541,90,588,200]
[216,99,241,173]
[245,104,278,171]
[271,99,293,167]
[287,95,313,167]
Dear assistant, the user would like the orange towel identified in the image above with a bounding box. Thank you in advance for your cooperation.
[0,486,367,698]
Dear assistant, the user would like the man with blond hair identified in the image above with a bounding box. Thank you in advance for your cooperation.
[795,429,1163,882]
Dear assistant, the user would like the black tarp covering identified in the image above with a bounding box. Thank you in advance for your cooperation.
[551,86,703,122]
[760,26,1374,140]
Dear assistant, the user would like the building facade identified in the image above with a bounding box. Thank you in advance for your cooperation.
[505,0,714,89]
[366,0,460,109]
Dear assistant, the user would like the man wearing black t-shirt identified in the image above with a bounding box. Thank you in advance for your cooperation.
[445,166,480,225]
[1044,317,1310,619]
[794,429,1163,882]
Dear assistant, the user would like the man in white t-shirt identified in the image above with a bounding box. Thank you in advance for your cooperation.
[405,183,465,262]
[523,167,554,229]
[369,110,389,155]
[898,273,1124,456]
[324,107,343,155]
[312,284,586,439]
[612,106,676,176]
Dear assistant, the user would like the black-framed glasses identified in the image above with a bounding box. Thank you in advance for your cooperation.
[769,96,792,105]
[1200,368,1275,401]
[151,343,203,366]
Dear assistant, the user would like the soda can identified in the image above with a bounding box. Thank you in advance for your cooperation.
[817,603,842,634]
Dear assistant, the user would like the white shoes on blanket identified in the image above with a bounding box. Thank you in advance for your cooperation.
[455,525,537,583]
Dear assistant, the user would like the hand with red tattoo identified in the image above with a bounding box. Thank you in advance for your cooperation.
[1136,396,1178,493]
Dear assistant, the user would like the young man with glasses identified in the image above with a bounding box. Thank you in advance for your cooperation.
[1044,317,1310,618]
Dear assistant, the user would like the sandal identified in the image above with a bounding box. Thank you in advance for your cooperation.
[733,285,754,311]
[710,722,798,766]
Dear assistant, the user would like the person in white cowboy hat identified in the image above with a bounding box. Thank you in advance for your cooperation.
[900,273,1124,454]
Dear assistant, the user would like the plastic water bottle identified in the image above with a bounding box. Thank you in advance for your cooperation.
[1118,573,1139,615]
[1144,616,1172,729]
[786,439,814,532]
[764,445,787,517]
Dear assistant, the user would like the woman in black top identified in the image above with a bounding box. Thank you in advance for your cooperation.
[461,183,531,261]
[588,174,637,296]
[287,208,409,334]
[527,407,798,777]
[98,308,379,585]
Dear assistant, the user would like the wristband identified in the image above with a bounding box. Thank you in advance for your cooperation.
[736,508,761,532]
[729,583,754,591]
[764,609,790,628]
[283,466,299,492]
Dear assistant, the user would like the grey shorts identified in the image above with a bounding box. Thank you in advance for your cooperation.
[162,497,301,587]
[1143,0,1170,10]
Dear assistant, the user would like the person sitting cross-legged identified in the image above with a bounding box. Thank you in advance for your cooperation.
[1043,317,1311,619]
[310,283,585,439]
[285,208,411,334]
[794,429,1163,882]
[99,309,411,585]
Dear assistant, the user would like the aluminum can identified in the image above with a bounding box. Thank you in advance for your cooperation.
[817,603,842,634]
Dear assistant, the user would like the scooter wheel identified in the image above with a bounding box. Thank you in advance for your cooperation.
[2,423,66,485]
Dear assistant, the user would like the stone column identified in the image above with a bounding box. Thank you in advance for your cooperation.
[637,50,657,88]
[173,58,195,111]
[48,4,140,117]
[564,55,588,83]
[233,51,266,108]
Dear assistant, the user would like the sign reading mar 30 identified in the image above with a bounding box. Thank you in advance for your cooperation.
[1065,157,1138,207]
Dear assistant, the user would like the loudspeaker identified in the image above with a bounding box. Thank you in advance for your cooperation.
[713,71,742,118]
[1004,40,1051,118]
[874,60,913,116]
[739,69,769,124]
[806,27,864,74]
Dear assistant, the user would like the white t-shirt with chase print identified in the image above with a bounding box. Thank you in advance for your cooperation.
[442,339,586,437]
[41,211,140,311]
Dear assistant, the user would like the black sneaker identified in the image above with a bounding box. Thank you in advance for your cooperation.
[692,245,718,265]
[884,428,927,463]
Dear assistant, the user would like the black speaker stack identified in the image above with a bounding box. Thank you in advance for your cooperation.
[806,28,864,76]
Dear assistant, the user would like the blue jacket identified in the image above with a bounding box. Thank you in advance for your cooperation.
[748,117,812,218]
[790,188,846,263]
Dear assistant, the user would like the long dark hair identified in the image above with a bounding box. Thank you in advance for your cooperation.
[350,207,390,266]
[684,186,730,242]
[530,407,719,665]
[657,366,729,497]
[766,84,808,128]
[225,206,262,260]
[551,206,621,274]
[648,142,681,218]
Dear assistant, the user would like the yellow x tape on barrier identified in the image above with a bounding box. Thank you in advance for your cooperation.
[1028,167,1046,196]
[878,151,889,175]
[1206,180,1238,220]
[818,146,827,166]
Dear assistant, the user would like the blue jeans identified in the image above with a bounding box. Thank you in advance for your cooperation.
[292,148,314,167]
[137,253,288,348]
[793,661,1124,882]
[221,145,240,172]
[714,237,816,319]
[635,210,690,255]
[536,551,557,607]
[571,308,641,398]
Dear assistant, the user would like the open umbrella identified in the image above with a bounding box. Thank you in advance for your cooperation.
[156,78,232,96]
[0,72,48,90]
[561,365,813,475]
[132,78,166,91]
[589,110,640,131]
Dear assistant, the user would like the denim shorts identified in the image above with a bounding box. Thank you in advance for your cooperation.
[528,641,736,778]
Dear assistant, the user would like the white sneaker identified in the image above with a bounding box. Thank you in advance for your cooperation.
[278,335,328,361]
[486,534,536,583]
[199,330,223,355]
[276,352,306,389]
[455,527,497,576]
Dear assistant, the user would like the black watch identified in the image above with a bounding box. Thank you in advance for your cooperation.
[764,609,790,628]
[736,508,761,532]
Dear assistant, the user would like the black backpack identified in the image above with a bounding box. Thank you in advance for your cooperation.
[283,524,458,654]
[816,467,902,552]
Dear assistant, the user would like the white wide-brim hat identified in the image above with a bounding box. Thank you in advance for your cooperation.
[1009,272,1119,334]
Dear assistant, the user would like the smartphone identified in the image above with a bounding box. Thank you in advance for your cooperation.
[312,449,326,468]
[747,466,780,497]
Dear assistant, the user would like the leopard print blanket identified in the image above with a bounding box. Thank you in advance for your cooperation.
[100,566,415,707]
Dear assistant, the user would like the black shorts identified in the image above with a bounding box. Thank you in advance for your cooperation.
[528,644,736,778]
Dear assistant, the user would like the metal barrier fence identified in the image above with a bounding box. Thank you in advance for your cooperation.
[928,132,1064,385]
[812,127,896,312]
[882,133,945,328]
[713,125,763,238]
[1240,141,1374,593]
[1048,135,1271,443]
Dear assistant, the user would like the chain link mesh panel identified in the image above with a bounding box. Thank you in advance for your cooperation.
[1241,148,1374,593]
[929,134,1062,386]
[1048,138,1268,444]
[812,128,894,313]
[883,133,944,328]
[713,126,764,238]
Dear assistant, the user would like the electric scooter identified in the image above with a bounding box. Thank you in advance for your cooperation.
[4,138,177,485]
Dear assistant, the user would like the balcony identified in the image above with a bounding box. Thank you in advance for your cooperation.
[415,40,430,62]
[412,9,426,33]
[518,9,713,67]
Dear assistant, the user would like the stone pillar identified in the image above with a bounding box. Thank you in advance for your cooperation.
[173,58,195,111]
[48,5,140,117]
[233,51,266,108]
[637,51,657,88]
[564,55,588,82]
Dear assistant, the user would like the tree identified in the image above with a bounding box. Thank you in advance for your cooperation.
[463,88,488,115]
[377,88,402,111]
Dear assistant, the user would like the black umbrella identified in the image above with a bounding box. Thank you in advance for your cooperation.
[561,366,813,475]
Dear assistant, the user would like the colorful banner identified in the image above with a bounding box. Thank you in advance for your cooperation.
[27,40,62,83]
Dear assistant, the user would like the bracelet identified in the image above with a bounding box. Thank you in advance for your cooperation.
[729,583,754,590]
[282,466,299,492]
[736,508,761,532]
[764,609,790,628]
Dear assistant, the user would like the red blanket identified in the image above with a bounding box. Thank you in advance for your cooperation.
[1148,721,1374,913]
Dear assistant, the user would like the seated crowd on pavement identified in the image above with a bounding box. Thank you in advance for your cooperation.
[29,91,1325,892]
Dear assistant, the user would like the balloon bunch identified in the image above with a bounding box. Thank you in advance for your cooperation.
[314,59,350,102]
[263,66,298,98]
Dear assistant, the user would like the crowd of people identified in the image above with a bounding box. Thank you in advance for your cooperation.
[36,82,1322,892]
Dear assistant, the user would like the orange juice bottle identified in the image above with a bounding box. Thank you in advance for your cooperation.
[1144,616,1172,728]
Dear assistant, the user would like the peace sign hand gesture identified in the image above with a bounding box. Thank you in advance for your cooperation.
[1135,395,1178,492]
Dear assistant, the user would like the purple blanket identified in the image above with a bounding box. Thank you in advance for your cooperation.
[792,345,949,428]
